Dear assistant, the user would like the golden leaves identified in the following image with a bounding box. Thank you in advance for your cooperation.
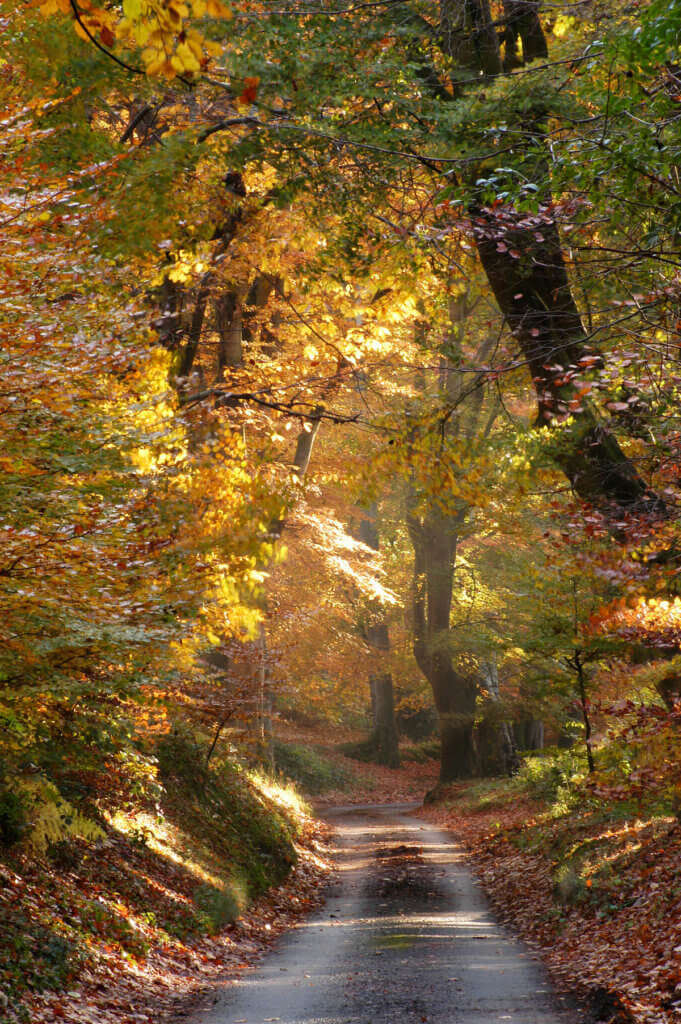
[121,0,232,78]
[35,0,71,14]
[36,0,231,79]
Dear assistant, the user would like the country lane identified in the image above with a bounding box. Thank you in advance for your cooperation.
[189,803,576,1024]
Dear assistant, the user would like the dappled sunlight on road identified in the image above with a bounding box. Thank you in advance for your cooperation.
[193,805,572,1024]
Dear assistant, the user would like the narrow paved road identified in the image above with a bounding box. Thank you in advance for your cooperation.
[193,804,575,1024]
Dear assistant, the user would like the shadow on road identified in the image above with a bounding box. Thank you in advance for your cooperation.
[192,804,576,1024]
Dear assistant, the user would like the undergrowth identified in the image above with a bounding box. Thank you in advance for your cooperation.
[440,746,677,915]
[0,727,306,1022]
[274,740,353,795]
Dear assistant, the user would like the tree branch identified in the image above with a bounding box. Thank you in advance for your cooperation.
[68,0,145,76]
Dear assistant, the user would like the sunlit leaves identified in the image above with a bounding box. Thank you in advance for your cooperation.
[34,0,231,79]
[0,29,287,816]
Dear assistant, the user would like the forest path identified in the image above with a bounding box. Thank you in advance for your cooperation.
[189,803,575,1024]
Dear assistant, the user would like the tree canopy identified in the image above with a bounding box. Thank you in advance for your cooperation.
[3,0,681,848]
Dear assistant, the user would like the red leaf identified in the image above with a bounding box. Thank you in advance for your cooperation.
[238,76,260,105]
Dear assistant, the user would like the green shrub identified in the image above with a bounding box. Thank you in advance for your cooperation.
[553,862,586,905]
[274,741,352,795]
[0,916,79,1004]
[193,883,240,931]
[336,738,377,763]
[395,703,438,741]
[0,787,30,846]
[156,727,209,796]
[156,727,299,899]
[517,748,586,804]
[400,739,440,763]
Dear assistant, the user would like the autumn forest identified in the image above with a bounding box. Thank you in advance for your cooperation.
[3,1,681,1022]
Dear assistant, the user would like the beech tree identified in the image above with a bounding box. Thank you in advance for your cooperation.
[18,0,681,797]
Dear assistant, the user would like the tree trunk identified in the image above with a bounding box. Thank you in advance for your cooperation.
[433,663,477,782]
[405,297,496,784]
[475,659,519,776]
[369,672,400,768]
[436,0,664,518]
[439,0,502,79]
[258,621,274,771]
[357,506,400,768]
[408,498,476,782]
[514,719,544,751]
[473,220,660,513]
[177,276,210,380]
[215,290,244,375]
[501,1,548,67]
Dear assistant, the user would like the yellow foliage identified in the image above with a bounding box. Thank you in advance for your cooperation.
[36,0,231,78]
[19,778,104,855]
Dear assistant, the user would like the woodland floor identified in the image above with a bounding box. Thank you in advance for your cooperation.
[9,728,681,1024]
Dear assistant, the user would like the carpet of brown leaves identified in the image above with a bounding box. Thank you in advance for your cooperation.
[277,721,440,806]
[22,815,333,1024]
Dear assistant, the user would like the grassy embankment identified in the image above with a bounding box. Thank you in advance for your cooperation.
[0,732,352,1024]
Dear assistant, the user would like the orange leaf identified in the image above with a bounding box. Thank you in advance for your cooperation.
[238,76,260,105]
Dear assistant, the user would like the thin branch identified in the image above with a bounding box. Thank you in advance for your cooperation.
[68,0,145,76]
[120,103,156,144]
[183,386,358,423]
[198,116,261,142]
[195,114,512,166]
[68,1,193,86]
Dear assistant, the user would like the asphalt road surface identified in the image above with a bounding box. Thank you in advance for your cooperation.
[192,803,575,1024]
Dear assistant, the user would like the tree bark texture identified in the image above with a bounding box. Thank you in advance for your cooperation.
[407,501,476,782]
[436,0,663,517]
[501,1,548,68]
[473,219,659,512]
[357,506,400,768]
[439,0,502,79]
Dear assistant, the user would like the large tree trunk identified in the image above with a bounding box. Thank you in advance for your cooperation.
[405,299,497,785]
[408,499,476,782]
[473,218,660,513]
[440,0,664,518]
[357,506,400,768]
[433,663,477,782]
